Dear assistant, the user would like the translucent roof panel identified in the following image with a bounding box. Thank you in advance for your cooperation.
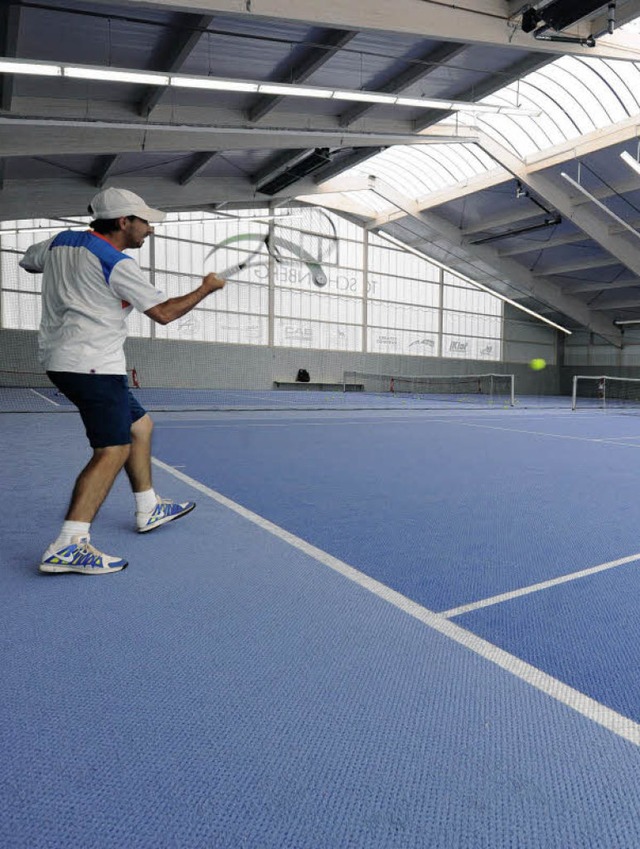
[478,55,640,157]
[320,41,640,218]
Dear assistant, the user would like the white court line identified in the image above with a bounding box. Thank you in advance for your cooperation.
[155,418,640,447]
[441,552,640,619]
[152,456,640,747]
[29,388,59,406]
[154,412,607,431]
[432,418,640,447]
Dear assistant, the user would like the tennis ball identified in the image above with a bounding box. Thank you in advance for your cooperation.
[529,358,546,371]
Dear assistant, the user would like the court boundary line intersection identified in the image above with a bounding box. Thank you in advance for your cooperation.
[153,456,640,748]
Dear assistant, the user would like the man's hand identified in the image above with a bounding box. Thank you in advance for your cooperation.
[145,273,227,325]
[202,273,225,293]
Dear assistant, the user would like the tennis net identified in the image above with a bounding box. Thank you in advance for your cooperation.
[572,375,640,410]
[343,371,515,406]
[1,365,517,413]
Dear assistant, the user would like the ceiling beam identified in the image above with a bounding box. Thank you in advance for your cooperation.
[247,28,357,123]
[117,0,640,61]
[591,293,640,310]
[532,256,622,277]
[565,276,640,294]
[498,231,589,256]
[339,42,466,128]
[0,117,475,157]
[94,154,121,188]
[178,152,217,185]
[0,174,270,221]
[139,13,214,117]
[461,196,556,237]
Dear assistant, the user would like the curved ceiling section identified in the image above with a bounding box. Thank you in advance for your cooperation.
[328,48,640,218]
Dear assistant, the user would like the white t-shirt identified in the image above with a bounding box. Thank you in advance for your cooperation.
[20,230,166,374]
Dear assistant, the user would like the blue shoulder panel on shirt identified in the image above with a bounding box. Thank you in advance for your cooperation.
[49,230,133,286]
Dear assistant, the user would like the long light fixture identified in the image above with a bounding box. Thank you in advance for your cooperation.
[378,230,572,334]
[561,170,640,241]
[620,150,640,177]
[0,56,540,116]
[63,67,170,86]
[171,77,258,92]
[0,59,61,76]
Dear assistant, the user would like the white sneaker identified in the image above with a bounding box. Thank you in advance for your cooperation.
[39,535,128,575]
[136,496,196,533]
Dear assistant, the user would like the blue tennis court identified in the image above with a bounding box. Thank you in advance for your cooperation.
[2,405,640,848]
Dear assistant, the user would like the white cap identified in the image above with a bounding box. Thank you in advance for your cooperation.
[88,187,166,223]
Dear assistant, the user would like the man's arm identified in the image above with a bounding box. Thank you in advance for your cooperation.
[144,273,225,326]
[19,237,54,273]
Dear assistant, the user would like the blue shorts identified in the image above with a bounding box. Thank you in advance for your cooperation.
[47,372,147,449]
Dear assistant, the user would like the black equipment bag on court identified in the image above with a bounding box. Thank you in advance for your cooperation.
[296,369,310,382]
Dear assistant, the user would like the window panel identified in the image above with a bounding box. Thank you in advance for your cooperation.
[2,291,41,329]
[126,310,153,338]
[276,289,362,324]
[367,327,438,356]
[443,311,501,337]
[274,318,360,351]
[369,302,438,332]
[442,334,501,360]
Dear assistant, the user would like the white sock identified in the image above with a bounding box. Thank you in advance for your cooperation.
[52,521,91,550]
[134,488,157,514]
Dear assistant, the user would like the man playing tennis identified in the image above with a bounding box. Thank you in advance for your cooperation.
[20,187,225,575]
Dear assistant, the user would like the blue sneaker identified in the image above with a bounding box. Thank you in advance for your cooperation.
[39,536,128,575]
[136,496,196,533]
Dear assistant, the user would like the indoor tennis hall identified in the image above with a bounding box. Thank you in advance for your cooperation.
[4,2,640,848]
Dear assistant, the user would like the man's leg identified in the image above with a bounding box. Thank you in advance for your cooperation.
[40,371,133,575]
[67,444,131,522]
[125,411,196,533]
[40,444,130,574]
[124,413,153,493]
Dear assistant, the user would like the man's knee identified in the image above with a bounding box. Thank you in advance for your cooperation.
[93,444,131,467]
[131,413,153,440]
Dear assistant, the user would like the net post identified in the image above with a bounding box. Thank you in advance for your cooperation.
[571,375,577,411]
[510,374,515,407]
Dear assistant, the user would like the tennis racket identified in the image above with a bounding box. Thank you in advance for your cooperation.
[270,207,338,288]
[206,207,338,288]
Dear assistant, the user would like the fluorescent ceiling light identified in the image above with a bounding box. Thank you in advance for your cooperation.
[620,150,640,177]
[64,67,169,85]
[0,56,537,115]
[171,76,258,92]
[258,84,333,98]
[0,59,61,76]
[333,90,396,104]
[391,94,540,116]
[395,97,453,109]
[561,171,640,241]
